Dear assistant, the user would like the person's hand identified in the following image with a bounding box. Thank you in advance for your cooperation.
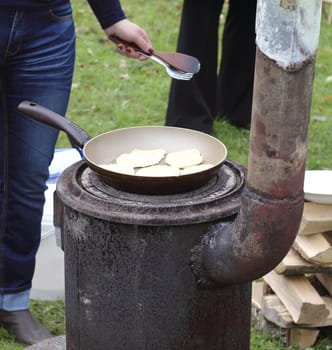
[104,19,153,60]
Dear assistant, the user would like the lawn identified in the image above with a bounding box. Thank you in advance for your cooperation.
[1,1,332,349]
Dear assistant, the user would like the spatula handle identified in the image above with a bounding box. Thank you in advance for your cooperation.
[109,35,200,74]
[108,35,150,56]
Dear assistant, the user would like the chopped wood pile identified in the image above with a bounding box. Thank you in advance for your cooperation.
[252,202,332,349]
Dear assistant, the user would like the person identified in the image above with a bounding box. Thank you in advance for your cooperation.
[0,0,152,345]
[165,0,257,134]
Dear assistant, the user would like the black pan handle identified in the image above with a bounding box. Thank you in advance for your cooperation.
[18,100,90,148]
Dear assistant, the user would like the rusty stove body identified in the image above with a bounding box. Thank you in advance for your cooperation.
[57,160,251,350]
[56,1,322,349]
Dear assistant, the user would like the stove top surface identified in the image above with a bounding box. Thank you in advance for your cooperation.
[57,160,246,225]
[83,160,243,204]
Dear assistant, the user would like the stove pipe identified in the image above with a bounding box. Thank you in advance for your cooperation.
[191,0,322,286]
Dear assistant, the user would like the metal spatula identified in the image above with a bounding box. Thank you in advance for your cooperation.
[109,35,200,79]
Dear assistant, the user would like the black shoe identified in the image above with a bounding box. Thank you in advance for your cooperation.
[0,309,52,345]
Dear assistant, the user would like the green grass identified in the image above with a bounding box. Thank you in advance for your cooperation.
[1,1,332,349]
[60,0,332,170]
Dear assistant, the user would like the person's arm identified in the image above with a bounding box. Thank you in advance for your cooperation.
[87,0,153,59]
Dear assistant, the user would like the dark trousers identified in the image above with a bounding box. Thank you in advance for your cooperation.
[165,0,257,133]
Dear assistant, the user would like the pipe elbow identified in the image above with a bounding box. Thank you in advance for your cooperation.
[190,186,304,286]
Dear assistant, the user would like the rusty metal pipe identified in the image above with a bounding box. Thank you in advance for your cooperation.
[191,0,322,286]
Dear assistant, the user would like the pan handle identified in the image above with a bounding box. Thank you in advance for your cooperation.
[17,100,90,148]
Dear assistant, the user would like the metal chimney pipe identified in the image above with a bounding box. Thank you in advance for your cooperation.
[191,0,322,286]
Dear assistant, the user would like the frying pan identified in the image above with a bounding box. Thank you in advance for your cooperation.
[17,100,227,194]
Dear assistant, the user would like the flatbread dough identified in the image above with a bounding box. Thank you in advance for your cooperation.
[116,149,166,168]
[99,162,135,175]
[136,165,180,177]
[131,149,166,167]
[116,153,133,167]
[100,148,210,177]
[165,149,203,168]
[180,164,213,175]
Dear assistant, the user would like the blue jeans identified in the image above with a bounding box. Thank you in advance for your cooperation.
[0,2,75,310]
